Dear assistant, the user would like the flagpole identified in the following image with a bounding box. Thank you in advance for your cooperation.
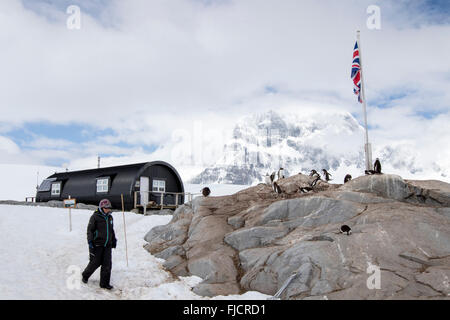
[356,30,373,171]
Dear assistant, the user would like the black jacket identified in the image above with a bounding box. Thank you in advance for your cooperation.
[87,209,117,248]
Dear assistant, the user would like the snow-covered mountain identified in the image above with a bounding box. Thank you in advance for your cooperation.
[189,110,449,185]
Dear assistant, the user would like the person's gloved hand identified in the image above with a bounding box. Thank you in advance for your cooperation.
[112,238,117,249]
[88,241,95,260]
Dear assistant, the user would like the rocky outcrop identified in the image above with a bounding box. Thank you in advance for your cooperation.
[144,174,450,299]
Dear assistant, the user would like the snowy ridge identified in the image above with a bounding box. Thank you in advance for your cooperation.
[190,110,449,185]
[190,110,365,185]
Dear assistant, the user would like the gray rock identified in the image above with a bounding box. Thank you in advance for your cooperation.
[238,247,282,272]
[224,226,290,251]
[142,173,450,300]
[155,245,185,260]
[333,191,394,204]
[307,235,334,242]
[260,196,365,228]
[240,266,278,295]
[414,267,450,295]
[193,282,241,297]
[341,174,410,201]
[143,218,190,254]
[310,280,335,296]
[162,255,185,270]
[148,209,174,216]
[187,252,237,283]
[172,205,194,222]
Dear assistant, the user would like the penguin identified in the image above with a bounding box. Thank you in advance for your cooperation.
[311,176,321,187]
[273,181,282,194]
[299,187,312,193]
[340,225,352,235]
[309,169,318,177]
[277,167,285,180]
[374,158,382,174]
[344,174,352,183]
[201,187,211,197]
[270,171,276,183]
[322,169,332,182]
[264,173,272,185]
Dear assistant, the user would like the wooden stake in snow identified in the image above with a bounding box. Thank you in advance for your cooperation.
[63,195,76,232]
[68,195,72,232]
[121,194,129,267]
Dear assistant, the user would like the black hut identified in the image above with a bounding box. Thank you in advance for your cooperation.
[36,161,184,211]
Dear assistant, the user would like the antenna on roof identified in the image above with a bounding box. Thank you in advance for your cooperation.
[98,155,101,168]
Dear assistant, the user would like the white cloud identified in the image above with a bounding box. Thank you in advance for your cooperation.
[0,136,20,154]
[0,0,448,180]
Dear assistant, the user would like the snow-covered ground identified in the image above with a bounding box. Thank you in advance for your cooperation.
[0,204,270,300]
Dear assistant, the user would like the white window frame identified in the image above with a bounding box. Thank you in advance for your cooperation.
[152,179,166,192]
[51,182,61,196]
[96,178,109,193]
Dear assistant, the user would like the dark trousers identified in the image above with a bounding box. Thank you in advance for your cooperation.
[82,245,112,287]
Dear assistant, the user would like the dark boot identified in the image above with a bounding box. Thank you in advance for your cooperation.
[100,284,114,290]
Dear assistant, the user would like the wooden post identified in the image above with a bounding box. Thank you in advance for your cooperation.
[68,195,72,232]
[121,194,129,267]
[134,191,137,209]
[160,193,164,210]
[175,193,179,208]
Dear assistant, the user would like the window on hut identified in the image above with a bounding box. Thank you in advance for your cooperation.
[96,178,109,193]
[152,179,165,192]
[51,182,61,196]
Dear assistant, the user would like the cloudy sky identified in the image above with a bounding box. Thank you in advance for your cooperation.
[0,0,449,180]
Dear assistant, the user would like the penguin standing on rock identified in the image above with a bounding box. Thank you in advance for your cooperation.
[277,167,285,180]
[374,158,382,174]
[311,175,321,187]
[265,173,272,185]
[322,169,332,182]
[270,171,276,183]
[310,170,320,179]
[273,181,282,194]
[340,225,352,235]
[344,174,352,183]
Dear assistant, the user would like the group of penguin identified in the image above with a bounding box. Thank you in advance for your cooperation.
[203,159,384,236]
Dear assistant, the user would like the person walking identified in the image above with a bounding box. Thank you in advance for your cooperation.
[81,198,117,290]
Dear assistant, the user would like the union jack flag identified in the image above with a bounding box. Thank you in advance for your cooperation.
[351,41,362,103]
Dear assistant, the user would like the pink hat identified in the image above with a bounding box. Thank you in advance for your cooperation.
[99,199,112,209]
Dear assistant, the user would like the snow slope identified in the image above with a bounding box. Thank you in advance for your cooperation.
[0,205,269,300]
